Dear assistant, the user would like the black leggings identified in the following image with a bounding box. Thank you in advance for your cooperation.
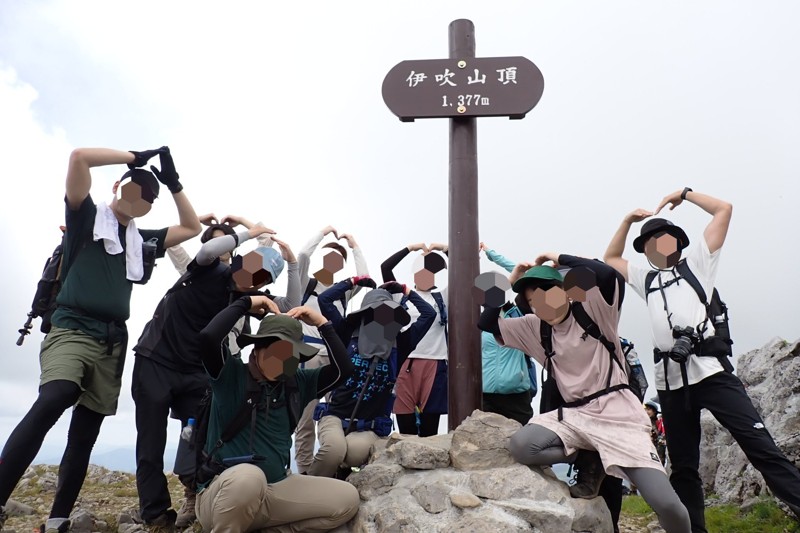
[396,413,440,437]
[0,380,105,518]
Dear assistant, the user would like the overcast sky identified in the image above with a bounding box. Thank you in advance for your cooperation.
[1,1,798,460]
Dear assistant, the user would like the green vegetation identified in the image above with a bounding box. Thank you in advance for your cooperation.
[621,495,800,533]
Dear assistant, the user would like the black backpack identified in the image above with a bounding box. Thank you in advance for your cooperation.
[192,370,303,486]
[538,303,646,420]
[644,260,733,372]
[17,232,159,345]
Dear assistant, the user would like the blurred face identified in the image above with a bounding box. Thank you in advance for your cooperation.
[645,406,657,418]
[644,232,681,269]
[525,285,569,324]
[113,180,154,219]
[253,339,300,381]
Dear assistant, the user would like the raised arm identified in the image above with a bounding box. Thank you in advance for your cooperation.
[559,254,624,308]
[655,188,732,254]
[270,238,301,311]
[198,296,252,378]
[219,214,275,247]
[151,149,201,248]
[481,242,516,273]
[381,244,424,282]
[66,148,143,210]
[318,279,355,342]
[167,244,192,275]
[603,208,654,282]
[296,225,339,285]
[286,306,354,397]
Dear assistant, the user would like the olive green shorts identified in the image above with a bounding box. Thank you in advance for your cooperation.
[39,326,126,415]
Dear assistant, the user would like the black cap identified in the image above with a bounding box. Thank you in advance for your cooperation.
[120,169,160,203]
[633,218,690,253]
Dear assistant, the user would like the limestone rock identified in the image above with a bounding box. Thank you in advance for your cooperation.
[698,338,800,507]
[494,499,574,533]
[3,500,34,516]
[448,490,480,509]
[69,509,95,533]
[383,433,451,470]
[442,507,532,532]
[449,410,521,470]
[347,463,404,500]
[411,482,450,513]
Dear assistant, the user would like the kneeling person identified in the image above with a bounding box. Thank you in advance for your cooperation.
[196,295,358,532]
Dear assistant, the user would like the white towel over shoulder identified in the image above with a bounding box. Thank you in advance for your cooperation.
[93,202,144,281]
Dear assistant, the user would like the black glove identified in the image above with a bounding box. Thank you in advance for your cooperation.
[352,276,377,289]
[380,281,406,294]
[149,147,183,194]
[128,147,166,169]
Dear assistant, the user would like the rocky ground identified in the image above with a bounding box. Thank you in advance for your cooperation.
[2,463,665,533]
[2,465,188,533]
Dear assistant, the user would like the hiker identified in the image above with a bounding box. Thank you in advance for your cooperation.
[604,188,800,530]
[381,243,449,437]
[132,223,297,529]
[293,225,369,474]
[0,147,202,533]
[195,295,359,532]
[479,242,537,425]
[645,399,667,466]
[307,277,436,477]
[478,255,691,533]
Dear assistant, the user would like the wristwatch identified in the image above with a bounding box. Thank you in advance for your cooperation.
[681,187,693,200]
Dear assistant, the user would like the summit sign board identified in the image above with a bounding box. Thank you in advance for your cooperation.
[382,56,545,122]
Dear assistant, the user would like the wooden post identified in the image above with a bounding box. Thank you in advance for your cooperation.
[447,19,482,430]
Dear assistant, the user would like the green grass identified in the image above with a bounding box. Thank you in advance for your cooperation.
[621,495,800,533]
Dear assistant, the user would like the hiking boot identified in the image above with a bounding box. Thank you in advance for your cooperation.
[174,490,197,529]
[145,509,177,533]
[38,520,70,533]
[569,450,606,499]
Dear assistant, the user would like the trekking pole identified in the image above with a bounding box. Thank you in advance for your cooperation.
[16,313,34,346]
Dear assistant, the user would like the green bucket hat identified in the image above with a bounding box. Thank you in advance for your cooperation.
[511,265,564,293]
[238,314,319,362]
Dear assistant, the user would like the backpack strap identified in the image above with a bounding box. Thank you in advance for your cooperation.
[431,291,448,345]
[571,303,624,391]
[301,278,318,306]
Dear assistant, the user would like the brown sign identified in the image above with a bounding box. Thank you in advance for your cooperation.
[382,56,544,121]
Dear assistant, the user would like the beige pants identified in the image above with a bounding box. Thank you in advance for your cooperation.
[306,415,380,478]
[196,464,359,533]
[293,353,329,473]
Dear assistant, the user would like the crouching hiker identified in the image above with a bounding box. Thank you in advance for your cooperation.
[195,295,359,532]
[308,278,436,477]
[478,254,690,533]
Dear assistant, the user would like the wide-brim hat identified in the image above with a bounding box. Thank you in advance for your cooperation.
[345,289,411,329]
[511,265,564,293]
[645,398,661,413]
[238,314,319,362]
[633,218,690,253]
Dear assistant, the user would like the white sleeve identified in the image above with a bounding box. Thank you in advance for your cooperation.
[166,244,191,275]
[686,239,721,299]
[626,261,650,301]
[297,230,324,287]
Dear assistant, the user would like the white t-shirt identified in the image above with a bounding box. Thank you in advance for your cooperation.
[627,238,725,390]
[404,288,449,361]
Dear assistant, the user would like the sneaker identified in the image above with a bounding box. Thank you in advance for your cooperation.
[38,519,70,533]
[569,450,606,499]
[174,491,197,529]
[145,509,177,533]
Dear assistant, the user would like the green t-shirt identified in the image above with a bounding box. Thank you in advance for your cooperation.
[52,195,167,339]
[205,356,320,484]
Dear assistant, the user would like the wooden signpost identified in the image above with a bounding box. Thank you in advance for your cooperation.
[382,19,545,430]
